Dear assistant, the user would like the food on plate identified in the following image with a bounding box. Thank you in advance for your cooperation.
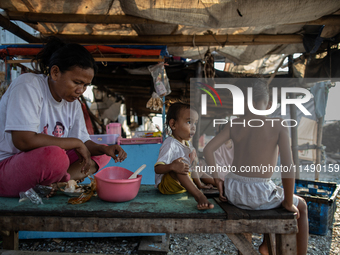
[62,180,84,193]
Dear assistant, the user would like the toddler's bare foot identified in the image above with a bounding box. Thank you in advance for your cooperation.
[196,194,214,210]
[259,240,269,255]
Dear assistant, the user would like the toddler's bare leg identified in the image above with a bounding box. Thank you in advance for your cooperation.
[170,172,214,210]
[67,159,99,182]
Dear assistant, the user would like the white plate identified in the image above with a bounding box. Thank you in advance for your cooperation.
[63,191,84,197]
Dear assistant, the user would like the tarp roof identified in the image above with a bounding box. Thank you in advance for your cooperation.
[1,0,340,65]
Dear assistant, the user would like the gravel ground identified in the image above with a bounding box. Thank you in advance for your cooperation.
[1,164,340,254]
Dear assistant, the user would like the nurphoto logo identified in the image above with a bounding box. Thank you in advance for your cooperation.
[191,78,313,128]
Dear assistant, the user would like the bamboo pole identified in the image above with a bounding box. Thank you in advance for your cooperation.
[315,116,324,181]
[47,34,303,46]
[288,55,300,180]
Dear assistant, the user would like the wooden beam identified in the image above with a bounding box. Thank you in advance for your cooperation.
[44,34,303,46]
[0,216,297,234]
[6,11,339,27]
[6,11,168,25]
[6,57,163,64]
[0,14,40,43]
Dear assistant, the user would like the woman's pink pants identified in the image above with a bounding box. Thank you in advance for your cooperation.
[0,146,110,197]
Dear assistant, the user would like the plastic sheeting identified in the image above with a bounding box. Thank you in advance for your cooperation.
[1,0,339,64]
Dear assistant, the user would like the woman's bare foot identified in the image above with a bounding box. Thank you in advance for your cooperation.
[46,183,59,198]
[76,178,85,184]
[196,193,214,210]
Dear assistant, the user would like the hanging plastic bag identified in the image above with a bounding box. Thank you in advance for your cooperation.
[19,188,44,204]
[146,92,163,111]
[148,62,171,97]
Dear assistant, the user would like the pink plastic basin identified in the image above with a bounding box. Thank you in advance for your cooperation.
[95,166,142,202]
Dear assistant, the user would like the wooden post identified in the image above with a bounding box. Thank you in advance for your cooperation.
[193,61,202,151]
[290,93,300,180]
[1,230,19,250]
[288,55,300,179]
[276,234,297,255]
[162,66,166,141]
[315,116,324,180]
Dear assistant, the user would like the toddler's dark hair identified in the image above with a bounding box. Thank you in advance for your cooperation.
[166,102,197,132]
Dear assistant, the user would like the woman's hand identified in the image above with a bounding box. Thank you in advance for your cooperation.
[104,145,127,163]
[74,142,92,175]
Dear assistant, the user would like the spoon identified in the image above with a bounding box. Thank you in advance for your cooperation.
[128,164,146,179]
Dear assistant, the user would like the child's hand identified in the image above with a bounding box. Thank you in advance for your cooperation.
[214,178,227,202]
[282,200,300,219]
[171,157,190,175]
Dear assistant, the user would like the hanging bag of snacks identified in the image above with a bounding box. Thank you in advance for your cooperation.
[148,62,171,97]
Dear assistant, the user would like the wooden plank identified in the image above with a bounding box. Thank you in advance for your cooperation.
[227,233,258,255]
[7,12,167,25]
[224,219,297,234]
[6,11,340,27]
[0,14,40,43]
[0,186,225,219]
[0,216,297,234]
[238,233,252,255]
[214,198,250,219]
[1,230,19,250]
[247,207,295,220]
[276,234,297,255]
[0,216,227,234]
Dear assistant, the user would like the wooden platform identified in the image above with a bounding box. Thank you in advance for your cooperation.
[0,185,297,254]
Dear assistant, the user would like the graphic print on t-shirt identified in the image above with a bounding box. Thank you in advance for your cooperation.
[52,121,65,137]
[41,124,49,134]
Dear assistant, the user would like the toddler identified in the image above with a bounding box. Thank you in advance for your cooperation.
[155,102,214,210]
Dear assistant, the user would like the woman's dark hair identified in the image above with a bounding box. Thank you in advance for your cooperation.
[166,102,197,131]
[32,36,98,75]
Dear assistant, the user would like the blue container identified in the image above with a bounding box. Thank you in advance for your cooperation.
[295,179,340,235]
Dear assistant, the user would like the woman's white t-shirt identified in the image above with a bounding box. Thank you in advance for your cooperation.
[0,73,90,162]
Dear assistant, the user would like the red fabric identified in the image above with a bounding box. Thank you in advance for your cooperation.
[0,146,111,197]
[81,102,94,135]
[0,46,162,58]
